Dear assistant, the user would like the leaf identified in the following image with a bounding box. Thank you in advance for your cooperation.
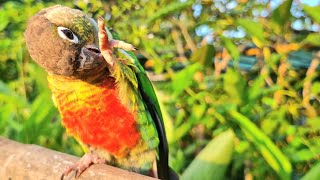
[154,87,175,144]
[306,117,320,130]
[173,103,206,142]
[181,130,235,180]
[171,63,202,97]
[147,0,194,24]
[311,82,320,95]
[173,122,193,143]
[237,19,265,47]
[303,5,320,24]
[230,110,292,180]
[0,81,27,107]
[27,91,55,124]
[248,76,265,100]
[23,92,57,143]
[223,69,245,105]
[191,44,215,66]
[303,33,320,46]
[0,10,10,31]
[291,148,320,162]
[301,162,320,180]
[220,36,240,60]
[271,0,293,26]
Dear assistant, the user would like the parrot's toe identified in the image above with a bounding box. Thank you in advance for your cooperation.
[61,153,105,180]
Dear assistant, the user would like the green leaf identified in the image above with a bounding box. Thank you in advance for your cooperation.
[0,81,27,107]
[230,110,292,180]
[303,5,320,24]
[220,36,240,60]
[271,0,293,26]
[291,148,320,162]
[248,76,265,100]
[171,63,202,97]
[27,91,54,124]
[223,69,245,105]
[306,117,320,130]
[191,44,215,66]
[173,103,207,142]
[23,92,57,143]
[301,162,320,180]
[303,33,320,46]
[173,122,193,143]
[237,19,265,46]
[147,0,194,24]
[155,87,175,144]
[0,10,10,31]
[181,130,235,180]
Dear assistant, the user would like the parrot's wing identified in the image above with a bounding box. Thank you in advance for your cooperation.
[127,50,169,180]
[111,31,169,180]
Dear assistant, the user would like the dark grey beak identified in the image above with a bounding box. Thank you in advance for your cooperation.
[77,44,104,71]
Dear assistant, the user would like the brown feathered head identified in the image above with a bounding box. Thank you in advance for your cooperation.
[25,5,106,77]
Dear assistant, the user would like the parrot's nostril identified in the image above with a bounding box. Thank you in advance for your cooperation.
[88,48,101,54]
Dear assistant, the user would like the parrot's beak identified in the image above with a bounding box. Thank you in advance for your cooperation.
[77,44,105,71]
[82,44,102,60]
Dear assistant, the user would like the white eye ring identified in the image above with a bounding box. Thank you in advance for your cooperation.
[57,26,79,44]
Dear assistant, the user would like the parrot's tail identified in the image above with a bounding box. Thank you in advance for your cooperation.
[169,167,179,180]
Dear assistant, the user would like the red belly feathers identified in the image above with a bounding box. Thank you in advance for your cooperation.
[56,78,140,157]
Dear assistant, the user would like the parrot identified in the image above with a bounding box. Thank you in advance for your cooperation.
[24,5,177,180]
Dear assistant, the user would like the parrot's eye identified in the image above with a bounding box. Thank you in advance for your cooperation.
[57,26,79,44]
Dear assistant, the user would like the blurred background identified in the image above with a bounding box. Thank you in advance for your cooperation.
[0,0,319,179]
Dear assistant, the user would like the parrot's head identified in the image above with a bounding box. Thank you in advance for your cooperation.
[25,5,106,78]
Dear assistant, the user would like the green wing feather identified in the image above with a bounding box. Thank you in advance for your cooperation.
[110,30,169,180]
[110,32,163,125]
[126,51,163,120]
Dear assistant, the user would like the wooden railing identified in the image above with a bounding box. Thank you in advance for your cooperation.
[0,137,155,180]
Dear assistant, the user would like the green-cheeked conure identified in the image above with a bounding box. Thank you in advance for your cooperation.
[24,5,177,180]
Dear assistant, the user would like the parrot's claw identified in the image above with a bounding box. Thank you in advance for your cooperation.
[109,39,138,52]
[61,153,105,180]
[97,17,138,68]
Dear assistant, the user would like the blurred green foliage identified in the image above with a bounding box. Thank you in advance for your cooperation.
[0,0,319,179]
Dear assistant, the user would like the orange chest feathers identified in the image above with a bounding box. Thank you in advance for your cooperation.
[49,76,141,157]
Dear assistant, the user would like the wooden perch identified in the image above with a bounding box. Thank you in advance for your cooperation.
[0,137,156,180]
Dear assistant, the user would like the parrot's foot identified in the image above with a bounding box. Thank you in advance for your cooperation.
[109,39,138,51]
[97,17,137,67]
[61,153,105,180]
